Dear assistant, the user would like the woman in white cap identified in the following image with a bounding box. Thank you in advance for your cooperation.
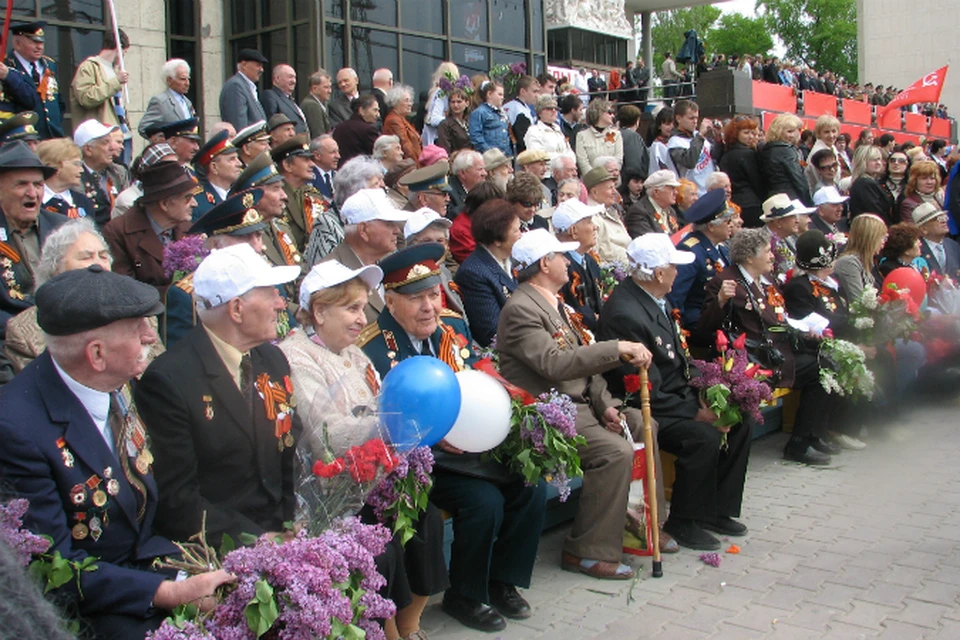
[278,260,448,640]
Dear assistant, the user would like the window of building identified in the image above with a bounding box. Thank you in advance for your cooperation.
[167,0,202,117]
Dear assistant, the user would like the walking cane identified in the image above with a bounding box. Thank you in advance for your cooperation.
[639,367,663,578]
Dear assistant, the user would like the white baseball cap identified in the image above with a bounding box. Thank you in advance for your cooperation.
[73,119,120,148]
[341,188,411,225]
[194,243,300,308]
[626,233,695,275]
[511,228,579,270]
[813,186,849,206]
[789,199,816,215]
[403,207,453,240]
[552,199,602,232]
[298,260,383,311]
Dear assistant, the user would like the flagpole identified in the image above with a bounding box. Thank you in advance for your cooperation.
[0,2,14,59]
[104,0,128,105]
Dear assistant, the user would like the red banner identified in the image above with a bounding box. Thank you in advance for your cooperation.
[878,66,949,119]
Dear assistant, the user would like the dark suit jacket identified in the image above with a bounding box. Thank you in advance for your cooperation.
[599,277,699,424]
[261,86,309,135]
[219,72,267,130]
[0,353,177,617]
[321,241,385,324]
[446,174,468,220]
[782,274,851,338]
[921,237,960,279]
[301,94,331,136]
[332,114,379,167]
[560,251,602,332]
[42,190,97,221]
[624,194,677,238]
[327,93,354,128]
[135,326,299,544]
[454,246,517,347]
[102,204,191,297]
[80,166,116,228]
[4,54,63,139]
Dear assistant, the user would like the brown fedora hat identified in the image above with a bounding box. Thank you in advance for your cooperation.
[138,161,201,205]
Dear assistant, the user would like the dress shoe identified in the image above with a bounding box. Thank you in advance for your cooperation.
[662,518,721,550]
[488,580,531,619]
[833,433,867,450]
[699,515,748,537]
[811,437,841,455]
[441,591,506,633]
[783,438,831,466]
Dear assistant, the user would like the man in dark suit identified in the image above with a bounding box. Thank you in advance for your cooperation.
[310,134,339,200]
[599,233,751,550]
[219,48,269,131]
[4,22,64,139]
[136,242,302,545]
[914,202,960,279]
[554,198,604,332]
[301,70,333,136]
[360,243,547,633]
[261,64,309,136]
[370,67,393,128]
[102,161,197,297]
[446,150,486,219]
[0,266,231,636]
[329,67,360,128]
[624,169,681,238]
[587,68,607,100]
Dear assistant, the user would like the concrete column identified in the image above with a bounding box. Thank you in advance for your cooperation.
[117,0,167,155]
[641,11,652,70]
[199,0,225,131]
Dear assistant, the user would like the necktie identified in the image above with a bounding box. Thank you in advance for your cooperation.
[323,172,333,196]
[32,64,40,85]
[240,353,253,397]
[420,338,433,357]
[109,391,147,523]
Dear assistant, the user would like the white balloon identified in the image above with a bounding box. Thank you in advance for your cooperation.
[444,370,513,453]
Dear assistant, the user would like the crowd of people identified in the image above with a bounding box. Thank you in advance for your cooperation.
[0,20,959,640]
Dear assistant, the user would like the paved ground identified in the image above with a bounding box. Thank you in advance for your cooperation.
[420,403,960,639]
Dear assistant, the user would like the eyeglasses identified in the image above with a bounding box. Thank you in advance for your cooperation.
[818,162,839,170]
[520,200,541,208]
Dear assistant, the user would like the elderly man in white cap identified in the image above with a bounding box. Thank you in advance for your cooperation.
[554,198,604,331]
[761,193,814,280]
[599,233,752,550]
[74,119,127,225]
[403,207,465,317]
[914,201,960,279]
[624,169,682,238]
[810,186,849,244]
[136,243,302,546]
[497,228,654,581]
[321,188,410,324]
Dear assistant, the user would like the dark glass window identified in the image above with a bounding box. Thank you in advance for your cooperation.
[39,0,102,22]
[452,42,488,78]
[401,0,443,36]
[350,0,396,28]
[262,0,288,27]
[350,28,397,90]
[451,0,486,42]
[532,55,544,76]
[293,22,313,102]
[490,0,525,48]
[232,1,257,34]
[324,21,345,72]
[530,0,543,51]
[325,0,344,19]
[261,28,289,72]
[402,35,444,101]
[294,0,310,21]
[492,48,525,69]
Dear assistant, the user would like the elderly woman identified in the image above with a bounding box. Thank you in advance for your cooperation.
[899,160,945,223]
[383,86,423,163]
[506,172,549,232]
[848,144,894,224]
[422,61,460,146]
[523,94,571,162]
[718,116,763,227]
[697,228,839,466]
[278,261,448,640]
[36,139,96,220]
[469,80,511,156]
[332,94,381,166]
[373,135,405,173]
[877,223,925,280]
[760,113,812,205]
[453,198,521,346]
[435,88,471,155]
[575,98,623,176]
[4,219,165,372]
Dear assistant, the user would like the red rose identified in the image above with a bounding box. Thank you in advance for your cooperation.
[623,374,641,394]
[822,328,834,339]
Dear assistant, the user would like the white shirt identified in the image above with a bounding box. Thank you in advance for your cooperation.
[44,184,74,206]
[408,332,434,356]
[14,51,42,79]
[482,245,511,274]
[212,183,229,201]
[52,357,115,455]
[240,72,258,100]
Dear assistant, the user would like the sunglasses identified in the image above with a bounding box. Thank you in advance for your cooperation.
[520,200,541,208]
[888,157,908,164]
[818,162,839,170]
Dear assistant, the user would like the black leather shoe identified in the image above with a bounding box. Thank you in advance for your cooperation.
[442,591,507,633]
[489,580,531,619]
[811,437,841,455]
[663,518,721,550]
[783,439,831,465]
[699,515,748,537]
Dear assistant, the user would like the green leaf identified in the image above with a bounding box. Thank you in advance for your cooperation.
[220,533,236,557]
[245,579,278,637]
[46,553,74,591]
[239,532,259,546]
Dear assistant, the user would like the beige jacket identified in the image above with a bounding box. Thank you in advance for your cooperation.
[70,55,123,128]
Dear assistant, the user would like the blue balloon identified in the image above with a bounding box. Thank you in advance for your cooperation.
[378,356,461,450]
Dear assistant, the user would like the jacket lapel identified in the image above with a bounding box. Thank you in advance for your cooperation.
[128,206,165,263]
[191,327,258,448]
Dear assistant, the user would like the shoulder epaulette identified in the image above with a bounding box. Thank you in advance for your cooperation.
[356,322,382,348]
[682,236,700,248]
[173,272,195,293]
[439,309,463,319]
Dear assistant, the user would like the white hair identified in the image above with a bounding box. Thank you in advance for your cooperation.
[385,85,413,109]
[452,150,483,175]
[162,58,190,81]
[37,219,111,286]
[706,171,730,190]
[592,155,620,170]
[373,135,401,159]
[550,152,576,175]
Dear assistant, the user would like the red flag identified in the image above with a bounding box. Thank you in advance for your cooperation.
[878,66,949,119]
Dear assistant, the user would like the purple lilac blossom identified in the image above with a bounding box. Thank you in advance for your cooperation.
[0,499,50,566]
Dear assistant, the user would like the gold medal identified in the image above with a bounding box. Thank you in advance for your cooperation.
[277,439,285,452]
[72,523,89,540]
[106,479,120,496]
[92,490,107,507]
[136,455,149,475]
[284,433,294,448]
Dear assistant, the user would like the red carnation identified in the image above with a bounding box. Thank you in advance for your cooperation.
[312,457,345,478]
[623,374,641,394]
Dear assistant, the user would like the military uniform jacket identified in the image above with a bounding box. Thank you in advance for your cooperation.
[0,352,177,617]
[80,165,118,228]
[0,208,65,336]
[599,277,700,425]
[4,53,63,138]
[283,182,328,252]
[0,62,41,121]
[560,251,603,332]
[191,179,224,222]
[135,326,300,544]
[669,231,731,329]
[43,189,97,221]
[102,204,191,298]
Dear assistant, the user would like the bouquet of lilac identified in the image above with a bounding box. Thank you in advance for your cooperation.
[489,389,586,501]
[598,259,629,300]
[0,499,50,566]
[163,235,210,282]
[437,72,473,97]
[489,62,528,97]
[149,518,395,640]
[366,446,434,546]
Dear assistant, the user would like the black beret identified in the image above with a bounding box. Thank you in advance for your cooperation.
[36,265,165,336]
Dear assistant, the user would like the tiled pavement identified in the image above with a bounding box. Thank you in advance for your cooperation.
[421,404,960,639]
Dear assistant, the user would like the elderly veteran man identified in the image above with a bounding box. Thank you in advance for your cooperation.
[496,229,655,580]
[0,266,232,637]
[138,58,196,138]
[761,193,813,280]
[359,243,546,633]
[153,118,202,168]
[668,189,734,330]
[273,134,327,252]
[232,120,271,167]
[403,207,465,317]
[583,166,631,264]
[74,119,124,226]
[554,198,604,332]
[0,111,41,148]
[624,169,682,238]
[112,143,177,219]
[599,234,751,550]
[400,160,452,215]
[4,21,65,139]
[447,149,487,219]
[322,188,409,324]
[136,243,301,545]
[191,129,242,221]
[809,186,849,241]
[914,202,960,279]
[103,160,197,297]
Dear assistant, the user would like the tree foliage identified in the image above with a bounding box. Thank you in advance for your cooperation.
[708,13,774,58]
[648,6,722,71]
[758,0,858,82]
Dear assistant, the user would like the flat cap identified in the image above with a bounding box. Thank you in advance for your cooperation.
[582,166,615,190]
[268,113,295,133]
[238,48,268,64]
[516,149,549,166]
[36,265,164,336]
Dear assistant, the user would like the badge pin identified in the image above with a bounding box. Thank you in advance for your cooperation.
[386,350,396,359]
[70,484,86,505]
[284,433,294,448]
[92,490,107,508]
[103,466,113,479]
[136,457,148,474]
[655,336,663,346]
[62,449,74,468]
[71,523,89,541]
[106,479,120,496]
